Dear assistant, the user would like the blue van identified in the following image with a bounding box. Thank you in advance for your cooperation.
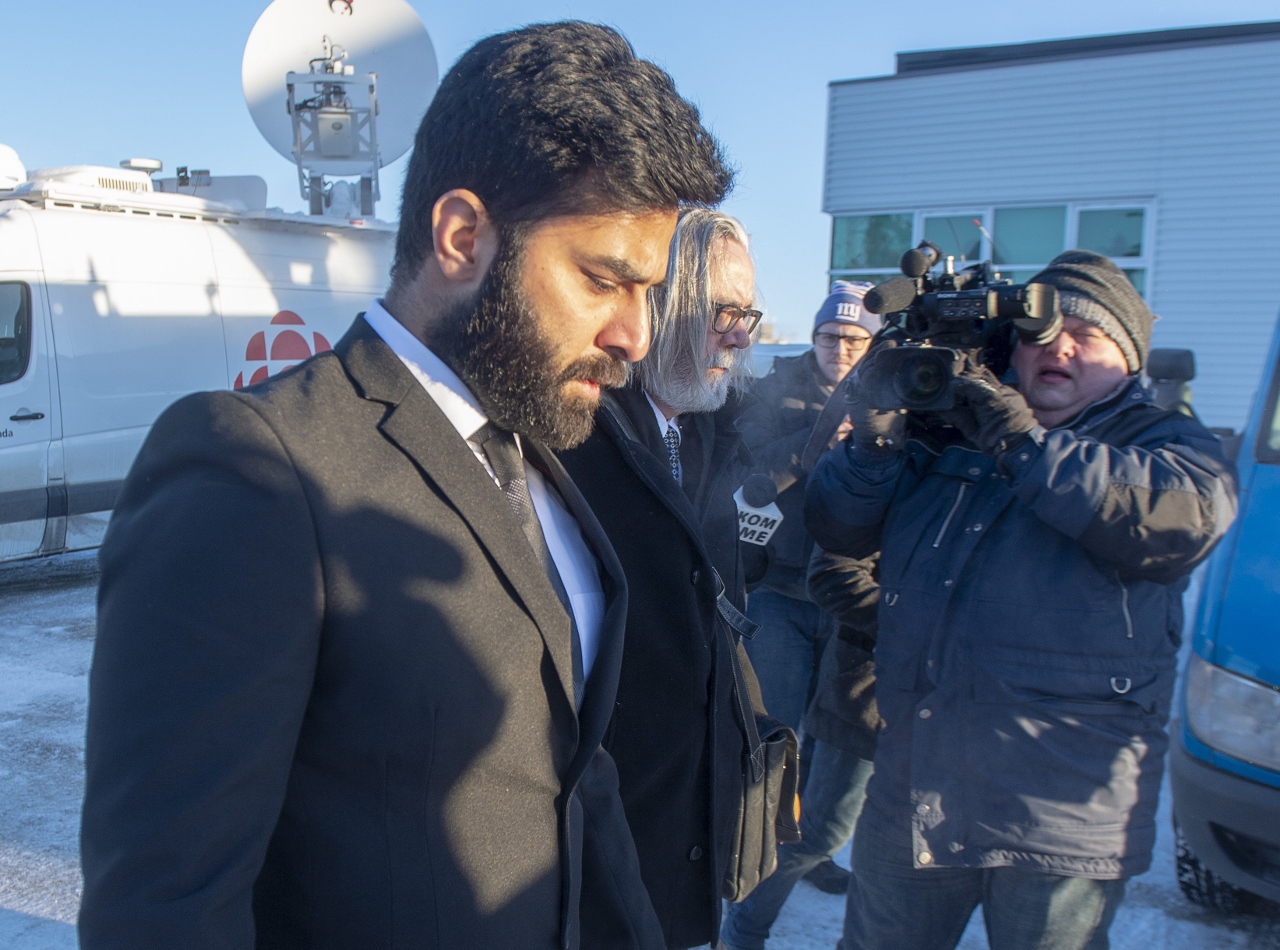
[1170,321,1280,912]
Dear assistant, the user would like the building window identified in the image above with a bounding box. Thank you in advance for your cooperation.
[923,215,982,263]
[829,202,1152,297]
[831,213,912,275]
[0,283,31,386]
[993,206,1066,267]
[1078,208,1144,258]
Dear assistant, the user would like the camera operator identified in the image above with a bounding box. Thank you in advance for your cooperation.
[805,250,1238,950]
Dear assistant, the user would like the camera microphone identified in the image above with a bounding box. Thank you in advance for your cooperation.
[900,242,942,278]
[864,277,918,315]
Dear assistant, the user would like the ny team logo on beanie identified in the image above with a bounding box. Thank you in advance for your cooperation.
[814,280,883,335]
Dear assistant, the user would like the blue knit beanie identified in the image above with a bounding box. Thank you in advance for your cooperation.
[813,280,882,335]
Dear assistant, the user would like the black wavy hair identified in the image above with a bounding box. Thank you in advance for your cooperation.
[390,21,733,285]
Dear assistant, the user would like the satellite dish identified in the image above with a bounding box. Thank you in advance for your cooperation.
[242,0,437,214]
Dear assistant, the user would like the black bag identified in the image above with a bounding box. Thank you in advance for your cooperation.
[714,573,801,903]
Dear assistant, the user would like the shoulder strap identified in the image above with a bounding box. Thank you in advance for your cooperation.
[713,568,765,782]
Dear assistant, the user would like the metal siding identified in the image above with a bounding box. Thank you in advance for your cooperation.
[825,40,1280,428]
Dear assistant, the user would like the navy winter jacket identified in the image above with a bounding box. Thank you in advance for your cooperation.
[804,378,1237,878]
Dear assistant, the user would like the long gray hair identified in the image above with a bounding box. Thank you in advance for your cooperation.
[634,207,755,411]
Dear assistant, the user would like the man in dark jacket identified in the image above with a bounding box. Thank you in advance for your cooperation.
[79,23,732,950]
[738,281,880,730]
[806,251,1238,950]
[736,282,880,895]
[559,208,768,949]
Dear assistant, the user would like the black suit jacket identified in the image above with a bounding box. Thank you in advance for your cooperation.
[80,317,663,950]
[557,386,766,949]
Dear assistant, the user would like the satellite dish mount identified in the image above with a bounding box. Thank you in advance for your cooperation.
[286,36,380,216]
[243,0,438,221]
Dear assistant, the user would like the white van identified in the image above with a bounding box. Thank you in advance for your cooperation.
[0,156,393,562]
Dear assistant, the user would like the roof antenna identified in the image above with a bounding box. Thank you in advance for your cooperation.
[972,218,1010,271]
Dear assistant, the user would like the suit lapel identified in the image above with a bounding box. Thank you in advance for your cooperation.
[337,317,578,710]
[598,399,713,569]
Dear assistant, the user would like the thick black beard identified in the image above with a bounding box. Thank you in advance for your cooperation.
[426,232,627,450]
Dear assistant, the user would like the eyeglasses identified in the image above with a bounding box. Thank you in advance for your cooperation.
[813,331,872,352]
[712,303,764,335]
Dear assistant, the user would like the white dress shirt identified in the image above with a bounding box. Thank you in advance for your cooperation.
[645,391,682,485]
[363,300,605,677]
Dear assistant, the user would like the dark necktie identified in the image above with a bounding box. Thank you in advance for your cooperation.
[474,423,584,704]
[662,423,681,483]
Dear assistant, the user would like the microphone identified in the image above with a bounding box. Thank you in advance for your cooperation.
[735,474,783,546]
[864,277,918,315]
[741,473,777,508]
[900,243,941,278]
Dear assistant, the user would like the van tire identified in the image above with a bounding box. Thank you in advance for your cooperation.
[1175,821,1261,914]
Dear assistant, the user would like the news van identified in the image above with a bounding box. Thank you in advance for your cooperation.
[0,156,393,563]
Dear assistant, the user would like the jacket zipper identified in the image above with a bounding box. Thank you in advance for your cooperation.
[1118,572,1134,638]
[932,483,968,549]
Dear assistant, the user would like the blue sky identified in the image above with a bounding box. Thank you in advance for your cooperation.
[8,1,1279,339]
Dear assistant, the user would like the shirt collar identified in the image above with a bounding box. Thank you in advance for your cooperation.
[363,299,489,442]
[644,391,679,443]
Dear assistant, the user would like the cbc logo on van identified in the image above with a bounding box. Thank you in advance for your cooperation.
[233,310,333,390]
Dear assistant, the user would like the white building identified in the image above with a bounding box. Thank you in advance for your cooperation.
[824,21,1280,429]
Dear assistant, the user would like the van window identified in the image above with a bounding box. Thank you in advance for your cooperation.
[1260,357,1280,465]
[0,282,31,385]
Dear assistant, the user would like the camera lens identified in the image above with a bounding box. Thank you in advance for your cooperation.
[893,353,949,408]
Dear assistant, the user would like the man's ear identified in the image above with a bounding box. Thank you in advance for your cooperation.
[432,189,497,287]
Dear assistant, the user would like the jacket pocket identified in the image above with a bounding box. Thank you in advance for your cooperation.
[970,647,1172,718]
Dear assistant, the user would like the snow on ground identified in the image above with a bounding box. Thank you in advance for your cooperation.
[761,768,1280,950]
[2,551,1279,949]
[0,550,96,949]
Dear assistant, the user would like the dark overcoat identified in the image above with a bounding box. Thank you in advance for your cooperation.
[557,385,764,949]
[79,317,663,950]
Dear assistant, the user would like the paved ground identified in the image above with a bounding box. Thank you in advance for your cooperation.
[2,550,1279,948]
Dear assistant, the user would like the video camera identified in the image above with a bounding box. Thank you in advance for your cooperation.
[856,241,1063,411]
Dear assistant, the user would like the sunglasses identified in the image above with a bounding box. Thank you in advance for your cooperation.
[712,303,764,335]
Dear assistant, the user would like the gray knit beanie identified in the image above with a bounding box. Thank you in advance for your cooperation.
[1029,250,1152,373]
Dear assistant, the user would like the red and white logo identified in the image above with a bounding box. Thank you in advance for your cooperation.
[233,310,332,390]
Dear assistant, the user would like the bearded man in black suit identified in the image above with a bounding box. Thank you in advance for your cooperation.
[79,22,731,950]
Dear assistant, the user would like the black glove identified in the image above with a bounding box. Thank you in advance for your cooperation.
[939,365,1038,456]
[847,386,907,452]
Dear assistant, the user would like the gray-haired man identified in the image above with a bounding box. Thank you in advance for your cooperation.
[557,208,770,949]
